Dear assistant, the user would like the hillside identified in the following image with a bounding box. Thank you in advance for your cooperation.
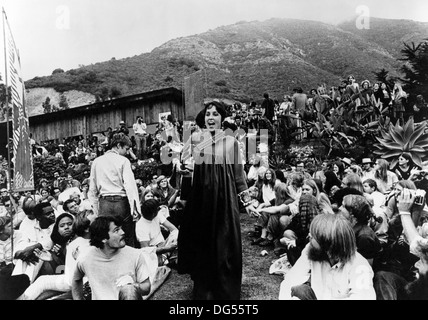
[24,17,428,114]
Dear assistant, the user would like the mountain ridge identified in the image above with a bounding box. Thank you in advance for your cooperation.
[23,17,428,115]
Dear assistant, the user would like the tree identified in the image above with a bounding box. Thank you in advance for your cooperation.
[42,97,52,113]
[399,39,428,102]
[372,68,395,90]
[52,68,65,75]
[99,87,109,101]
[110,86,122,98]
[59,93,69,110]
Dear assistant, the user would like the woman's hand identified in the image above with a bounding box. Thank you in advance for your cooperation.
[50,244,62,255]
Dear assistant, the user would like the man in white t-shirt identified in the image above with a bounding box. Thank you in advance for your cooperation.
[72,216,158,300]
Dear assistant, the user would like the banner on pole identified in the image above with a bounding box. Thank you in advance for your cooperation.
[3,9,34,191]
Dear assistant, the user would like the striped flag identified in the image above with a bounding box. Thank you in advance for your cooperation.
[3,9,34,191]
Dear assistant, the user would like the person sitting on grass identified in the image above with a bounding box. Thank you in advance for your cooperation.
[279,213,376,300]
[136,199,178,266]
[72,216,158,300]
[251,182,297,250]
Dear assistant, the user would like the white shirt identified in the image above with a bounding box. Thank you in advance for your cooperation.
[16,221,54,252]
[262,184,275,204]
[133,121,147,135]
[135,214,166,247]
[0,231,22,265]
[65,237,91,286]
[88,149,141,217]
[279,244,376,300]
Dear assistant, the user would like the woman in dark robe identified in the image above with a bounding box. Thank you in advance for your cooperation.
[177,101,248,300]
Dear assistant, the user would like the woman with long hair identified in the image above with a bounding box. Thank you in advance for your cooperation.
[323,170,342,198]
[339,194,382,266]
[260,168,277,206]
[392,82,407,125]
[393,152,419,181]
[251,182,296,249]
[373,158,399,195]
[302,178,334,214]
[279,193,321,265]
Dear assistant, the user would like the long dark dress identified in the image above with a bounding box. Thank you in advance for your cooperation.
[177,132,248,300]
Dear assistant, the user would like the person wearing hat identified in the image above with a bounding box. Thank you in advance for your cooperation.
[117,120,130,136]
[152,175,179,208]
[341,158,352,169]
[361,158,375,180]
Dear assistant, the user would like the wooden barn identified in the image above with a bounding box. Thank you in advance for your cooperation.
[0,87,185,150]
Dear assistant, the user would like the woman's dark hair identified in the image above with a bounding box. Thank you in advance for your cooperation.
[204,101,227,122]
[275,170,287,184]
[50,212,74,245]
[324,170,342,195]
[399,152,414,167]
[263,169,277,188]
[195,109,206,129]
[141,199,160,221]
[90,216,122,249]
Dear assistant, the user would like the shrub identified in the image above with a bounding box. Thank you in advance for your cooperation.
[33,155,67,183]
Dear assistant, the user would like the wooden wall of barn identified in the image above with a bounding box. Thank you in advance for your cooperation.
[29,94,183,143]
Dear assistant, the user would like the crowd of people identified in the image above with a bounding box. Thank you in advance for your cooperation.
[0,76,428,300]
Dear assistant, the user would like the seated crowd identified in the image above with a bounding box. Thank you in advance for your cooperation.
[0,82,427,300]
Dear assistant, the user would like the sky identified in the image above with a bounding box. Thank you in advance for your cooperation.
[0,0,427,81]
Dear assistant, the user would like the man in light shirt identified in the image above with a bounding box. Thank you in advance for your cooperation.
[132,116,148,160]
[279,213,376,300]
[88,132,141,248]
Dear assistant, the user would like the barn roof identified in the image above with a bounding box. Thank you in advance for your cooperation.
[28,87,183,125]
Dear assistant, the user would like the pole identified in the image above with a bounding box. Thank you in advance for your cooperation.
[2,7,14,255]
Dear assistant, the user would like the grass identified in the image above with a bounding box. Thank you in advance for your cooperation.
[150,211,284,300]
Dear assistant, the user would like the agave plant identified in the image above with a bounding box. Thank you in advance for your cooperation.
[373,117,428,169]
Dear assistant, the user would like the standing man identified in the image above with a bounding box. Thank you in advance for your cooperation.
[261,93,275,124]
[88,132,141,248]
[292,87,310,140]
[72,216,157,300]
[132,116,148,160]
